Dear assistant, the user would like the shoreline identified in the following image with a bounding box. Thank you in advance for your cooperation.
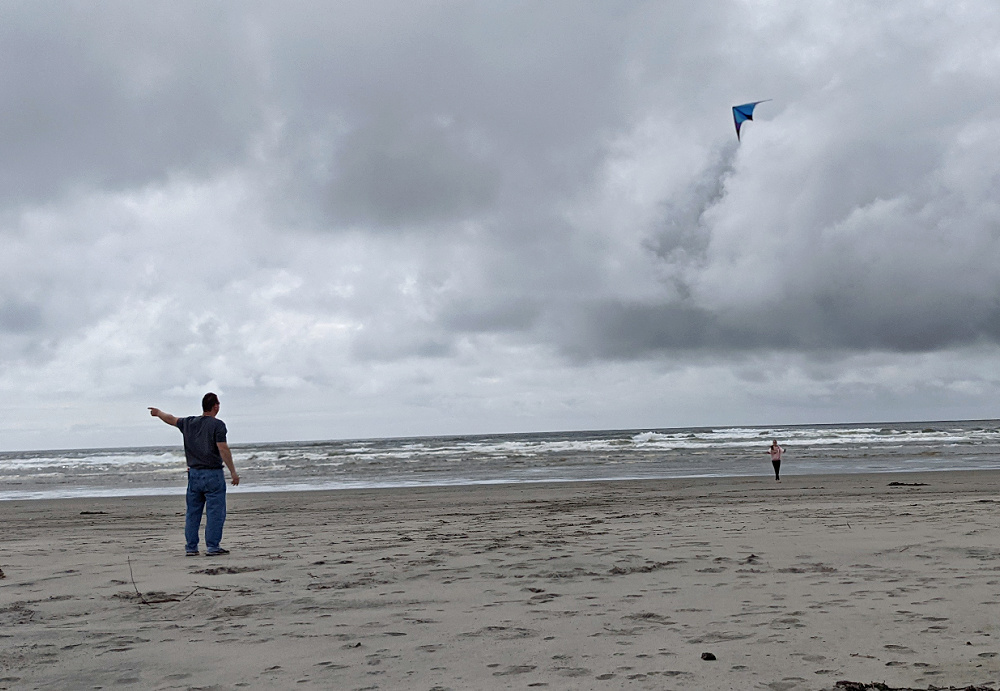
[4,464,1000,503]
[3,470,1000,689]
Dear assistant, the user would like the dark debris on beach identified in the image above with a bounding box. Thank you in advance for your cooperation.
[834,682,995,691]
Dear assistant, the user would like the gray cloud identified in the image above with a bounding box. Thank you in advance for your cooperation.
[322,117,501,227]
[4,1,1000,448]
[0,4,266,207]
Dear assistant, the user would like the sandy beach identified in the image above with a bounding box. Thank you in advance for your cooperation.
[3,472,1000,690]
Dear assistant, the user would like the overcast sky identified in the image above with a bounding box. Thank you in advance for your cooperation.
[3,1,1000,451]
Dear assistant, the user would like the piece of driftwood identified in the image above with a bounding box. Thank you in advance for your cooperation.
[127,556,230,606]
[835,682,994,690]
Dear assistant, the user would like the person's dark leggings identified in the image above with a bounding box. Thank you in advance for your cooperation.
[772,459,781,480]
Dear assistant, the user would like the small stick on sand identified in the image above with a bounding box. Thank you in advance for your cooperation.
[127,557,230,605]
[127,556,180,605]
[835,682,995,690]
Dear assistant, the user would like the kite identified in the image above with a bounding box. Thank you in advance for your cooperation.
[732,100,770,140]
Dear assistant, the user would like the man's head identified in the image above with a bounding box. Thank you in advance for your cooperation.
[202,392,220,413]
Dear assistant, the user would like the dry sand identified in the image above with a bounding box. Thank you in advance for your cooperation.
[3,471,1000,690]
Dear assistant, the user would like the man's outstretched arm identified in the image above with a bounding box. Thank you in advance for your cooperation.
[148,407,179,426]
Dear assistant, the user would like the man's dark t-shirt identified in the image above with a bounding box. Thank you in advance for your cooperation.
[176,416,228,469]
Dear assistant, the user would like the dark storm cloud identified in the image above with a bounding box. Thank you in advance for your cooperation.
[5,0,1000,450]
[252,1,633,230]
[0,298,42,333]
[322,117,501,227]
[0,4,266,206]
[442,296,541,334]
[644,141,737,298]
[548,289,1000,362]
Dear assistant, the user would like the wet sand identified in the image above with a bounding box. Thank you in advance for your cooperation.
[3,471,1000,690]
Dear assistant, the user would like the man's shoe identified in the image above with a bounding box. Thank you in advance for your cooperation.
[205,548,230,556]
[186,551,199,557]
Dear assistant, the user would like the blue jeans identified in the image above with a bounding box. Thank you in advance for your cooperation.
[185,468,226,553]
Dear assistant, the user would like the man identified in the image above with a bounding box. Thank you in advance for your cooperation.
[149,393,240,556]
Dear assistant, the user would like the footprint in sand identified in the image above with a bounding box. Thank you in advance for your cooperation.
[462,625,537,640]
[884,644,914,653]
[553,666,591,677]
[194,566,263,575]
[492,665,536,676]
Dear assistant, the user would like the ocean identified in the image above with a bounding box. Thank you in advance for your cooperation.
[3,420,1000,501]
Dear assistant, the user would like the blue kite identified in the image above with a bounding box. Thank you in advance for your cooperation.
[732,100,770,140]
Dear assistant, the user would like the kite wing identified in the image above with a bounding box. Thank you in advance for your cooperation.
[732,100,770,140]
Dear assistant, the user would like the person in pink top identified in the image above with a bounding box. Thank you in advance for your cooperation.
[768,440,784,481]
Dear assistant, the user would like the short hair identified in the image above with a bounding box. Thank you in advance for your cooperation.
[202,392,220,412]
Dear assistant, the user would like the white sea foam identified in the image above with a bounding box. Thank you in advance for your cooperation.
[0,450,181,471]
